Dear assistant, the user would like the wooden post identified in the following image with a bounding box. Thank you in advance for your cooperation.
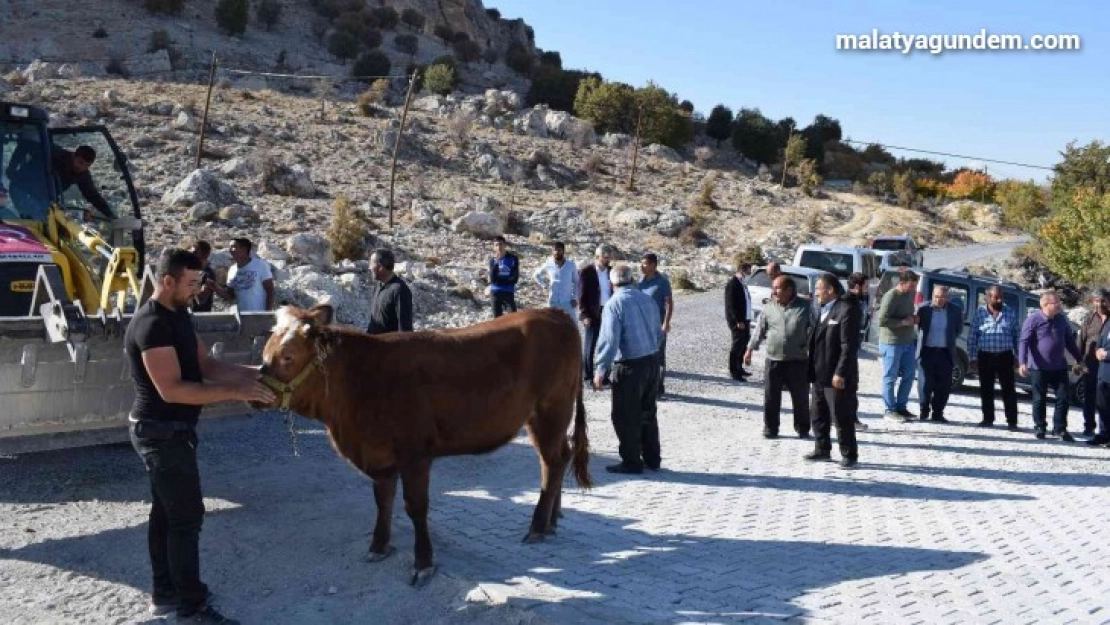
[195,52,217,170]
[780,123,795,189]
[388,69,419,230]
[626,104,644,192]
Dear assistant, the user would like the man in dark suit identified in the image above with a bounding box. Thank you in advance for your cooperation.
[724,261,753,380]
[806,273,861,468]
[578,244,614,382]
[915,284,963,423]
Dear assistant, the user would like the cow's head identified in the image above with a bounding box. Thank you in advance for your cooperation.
[256,303,335,410]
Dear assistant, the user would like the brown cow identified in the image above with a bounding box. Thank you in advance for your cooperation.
[256,304,592,586]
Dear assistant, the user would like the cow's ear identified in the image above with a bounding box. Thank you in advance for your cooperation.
[307,304,335,327]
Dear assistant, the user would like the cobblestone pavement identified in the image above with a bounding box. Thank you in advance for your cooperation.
[3,288,1108,624]
[431,289,1110,624]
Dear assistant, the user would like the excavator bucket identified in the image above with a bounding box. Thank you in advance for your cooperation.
[0,264,275,455]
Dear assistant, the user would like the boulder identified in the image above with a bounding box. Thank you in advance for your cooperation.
[218,157,257,179]
[264,163,316,198]
[601,133,632,149]
[544,110,573,137]
[413,95,444,113]
[101,89,121,107]
[145,101,175,116]
[452,211,502,239]
[172,110,199,133]
[285,233,333,268]
[257,240,289,262]
[185,201,219,222]
[655,212,694,236]
[613,208,658,229]
[643,144,682,162]
[162,169,240,207]
[522,206,595,240]
[281,267,370,328]
[129,50,173,75]
[411,200,441,229]
[512,106,548,138]
[473,153,511,182]
[218,204,257,221]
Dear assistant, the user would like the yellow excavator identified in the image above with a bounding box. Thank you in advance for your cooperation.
[0,101,275,454]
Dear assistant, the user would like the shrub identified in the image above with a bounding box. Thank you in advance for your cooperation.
[696,172,718,210]
[796,158,822,196]
[356,80,389,116]
[351,50,391,82]
[334,10,367,39]
[147,29,173,53]
[256,0,282,31]
[453,39,482,63]
[433,24,454,43]
[867,171,891,195]
[947,169,995,201]
[215,0,249,36]
[583,152,603,176]
[144,0,184,15]
[92,27,109,39]
[364,29,383,49]
[446,111,474,149]
[328,30,361,62]
[327,196,367,262]
[957,203,976,224]
[504,41,533,75]
[105,57,129,77]
[705,105,733,146]
[995,179,1048,229]
[401,8,425,30]
[370,6,399,29]
[394,33,418,56]
[423,63,455,95]
[671,271,697,290]
[485,8,501,20]
[734,245,766,267]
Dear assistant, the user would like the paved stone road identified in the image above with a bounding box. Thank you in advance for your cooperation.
[430,289,1110,624]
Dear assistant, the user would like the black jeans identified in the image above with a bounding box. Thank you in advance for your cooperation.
[582,321,601,381]
[811,380,859,460]
[918,347,954,417]
[977,351,1019,425]
[728,326,751,379]
[1030,369,1071,432]
[1097,380,1110,440]
[610,355,660,469]
[491,291,517,317]
[131,427,208,616]
[1082,361,1099,431]
[764,359,810,435]
[656,334,668,396]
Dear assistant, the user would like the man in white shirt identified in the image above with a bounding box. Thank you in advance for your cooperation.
[221,238,274,312]
[532,241,578,319]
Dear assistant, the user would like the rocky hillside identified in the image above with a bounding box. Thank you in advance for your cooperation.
[0,0,533,93]
[0,67,1020,330]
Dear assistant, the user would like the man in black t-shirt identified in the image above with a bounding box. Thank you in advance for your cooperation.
[124,249,274,624]
[366,248,414,334]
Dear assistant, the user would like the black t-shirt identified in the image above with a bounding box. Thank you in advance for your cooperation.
[124,300,203,424]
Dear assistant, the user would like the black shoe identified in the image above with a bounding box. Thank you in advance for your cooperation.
[919,410,930,421]
[1058,431,1075,443]
[854,420,869,431]
[178,605,239,624]
[797,431,811,439]
[1007,423,1019,432]
[803,451,832,461]
[839,458,858,469]
[150,591,214,617]
[762,429,778,439]
[1086,436,1110,446]
[645,463,660,471]
[605,463,643,474]
[929,415,948,423]
[1082,427,1097,437]
[977,420,994,428]
[1034,427,1046,439]
[896,408,916,419]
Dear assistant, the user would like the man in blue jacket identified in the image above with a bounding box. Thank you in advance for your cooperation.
[487,236,520,318]
[1090,320,1110,447]
[915,285,963,422]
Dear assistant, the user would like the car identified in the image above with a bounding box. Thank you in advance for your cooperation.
[747,265,873,343]
[870,234,925,267]
[872,267,1084,404]
[792,244,882,287]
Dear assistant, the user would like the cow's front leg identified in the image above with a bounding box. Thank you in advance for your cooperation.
[366,469,398,562]
[400,458,436,586]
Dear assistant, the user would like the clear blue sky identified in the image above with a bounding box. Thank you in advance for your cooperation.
[491,0,1107,182]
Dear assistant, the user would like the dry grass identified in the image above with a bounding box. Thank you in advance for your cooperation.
[446,111,474,149]
[326,195,368,261]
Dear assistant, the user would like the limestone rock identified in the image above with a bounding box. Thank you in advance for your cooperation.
[285,233,333,268]
[452,211,502,239]
[162,170,240,207]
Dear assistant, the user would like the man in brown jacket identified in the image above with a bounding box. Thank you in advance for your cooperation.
[1078,289,1110,437]
[578,244,614,382]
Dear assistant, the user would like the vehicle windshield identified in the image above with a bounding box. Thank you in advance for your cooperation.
[0,120,52,221]
[787,273,812,297]
[745,270,811,297]
[872,239,907,251]
[798,251,853,279]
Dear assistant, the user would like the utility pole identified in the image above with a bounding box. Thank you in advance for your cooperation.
[388,68,419,230]
[626,103,644,192]
[195,52,217,170]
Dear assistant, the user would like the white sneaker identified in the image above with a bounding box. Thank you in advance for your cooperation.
[883,411,906,423]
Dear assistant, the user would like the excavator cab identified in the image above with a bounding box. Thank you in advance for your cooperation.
[0,102,274,454]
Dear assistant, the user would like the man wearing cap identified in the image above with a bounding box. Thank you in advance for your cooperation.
[1077,289,1110,438]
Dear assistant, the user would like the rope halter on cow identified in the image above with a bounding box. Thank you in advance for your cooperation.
[261,356,324,411]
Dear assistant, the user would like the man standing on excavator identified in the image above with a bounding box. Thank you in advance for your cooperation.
[51,145,115,220]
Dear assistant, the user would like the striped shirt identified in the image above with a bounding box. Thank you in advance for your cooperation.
[967,304,1019,360]
[594,286,662,376]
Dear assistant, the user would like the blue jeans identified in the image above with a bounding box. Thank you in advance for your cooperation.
[880,343,917,412]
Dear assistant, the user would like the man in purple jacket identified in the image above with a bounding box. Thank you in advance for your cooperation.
[1019,290,1084,441]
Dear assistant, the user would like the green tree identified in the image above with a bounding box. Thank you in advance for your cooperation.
[994,179,1049,230]
[730,108,777,165]
[796,158,822,196]
[433,24,454,44]
[861,143,896,166]
[573,77,636,135]
[705,105,733,146]
[423,63,456,95]
[256,0,282,31]
[401,8,425,30]
[351,50,391,82]
[370,6,399,29]
[453,39,482,63]
[144,0,183,15]
[504,41,533,75]
[633,82,693,149]
[1039,189,1110,284]
[784,134,807,171]
[215,0,249,35]
[527,67,600,112]
[1050,140,1110,204]
[328,31,360,62]
[892,170,918,207]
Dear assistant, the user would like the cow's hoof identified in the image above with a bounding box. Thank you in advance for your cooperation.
[365,546,395,563]
[522,531,546,544]
[410,566,437,587]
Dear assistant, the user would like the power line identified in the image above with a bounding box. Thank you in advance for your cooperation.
[842,139,1054,171]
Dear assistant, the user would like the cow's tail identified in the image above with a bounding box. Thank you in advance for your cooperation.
[570,381,593,489]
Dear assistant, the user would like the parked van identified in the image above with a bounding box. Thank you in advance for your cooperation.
[870,234,926,267]
[792,244,881,284]
[872,267,1084,404]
